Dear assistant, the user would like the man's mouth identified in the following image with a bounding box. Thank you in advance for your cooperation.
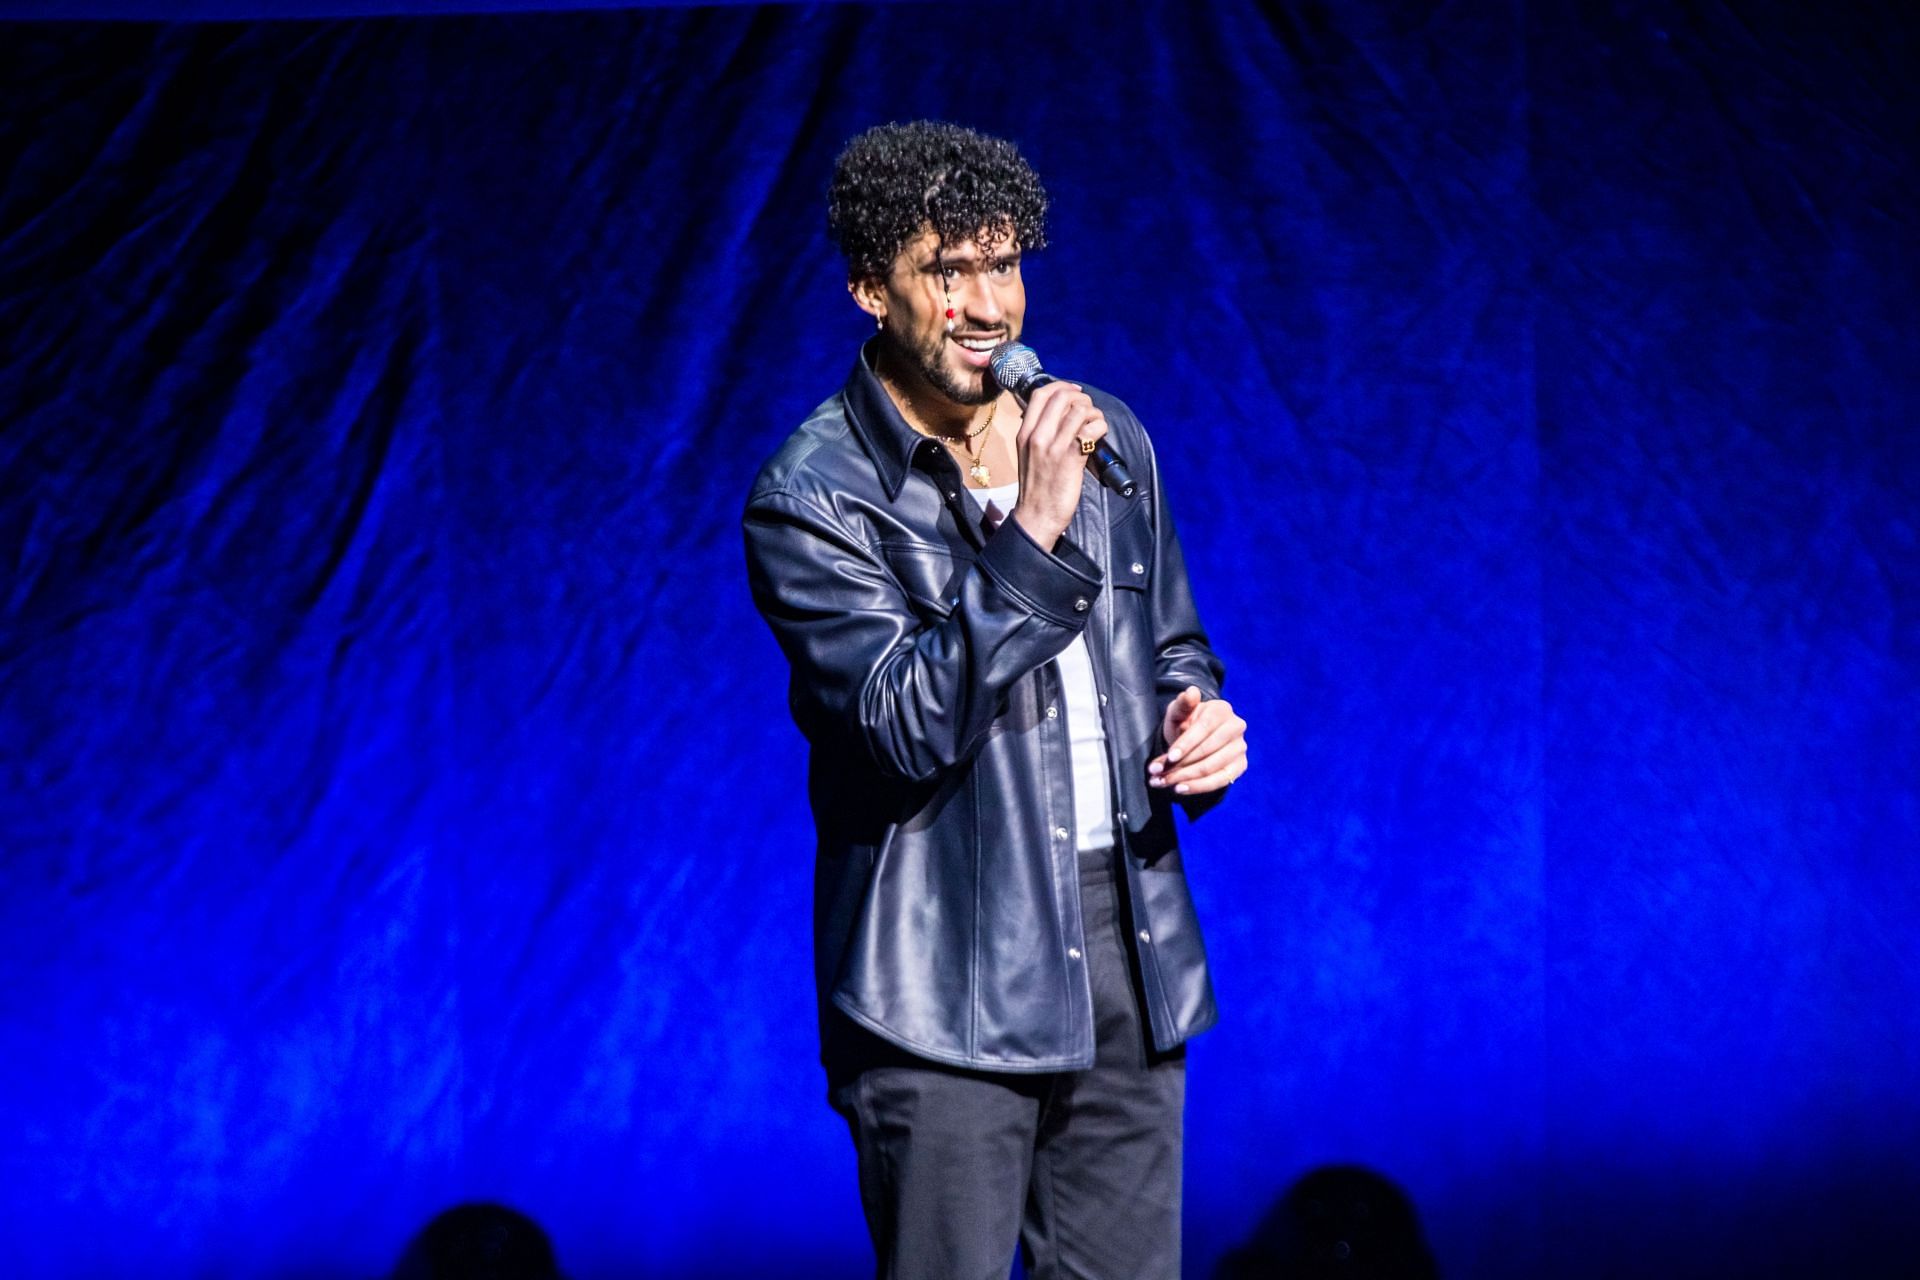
[951,333,1004,367]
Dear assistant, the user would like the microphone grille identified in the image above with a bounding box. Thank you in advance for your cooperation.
[988,341,1045,393]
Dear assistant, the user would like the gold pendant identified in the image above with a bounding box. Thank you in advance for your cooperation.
[970,462,991,485]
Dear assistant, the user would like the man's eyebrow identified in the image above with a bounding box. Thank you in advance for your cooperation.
[918,247,1020,270]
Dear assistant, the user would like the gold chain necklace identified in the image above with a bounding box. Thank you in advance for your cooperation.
[961,398,998,486]
[917,399,999,486]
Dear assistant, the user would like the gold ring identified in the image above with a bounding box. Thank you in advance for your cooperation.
[1078,437,1097,455]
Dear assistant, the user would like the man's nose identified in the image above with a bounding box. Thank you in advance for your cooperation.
[963,276,1005,326]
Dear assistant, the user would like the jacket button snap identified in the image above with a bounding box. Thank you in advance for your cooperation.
[1117,811,1128,823]
[1067,947,1082,960]
[1131,562,1146,575]
[1138,930,1152,944]
[1046,705,1058,719]
[1054,827,1069,842]
[1072,597,1090,612]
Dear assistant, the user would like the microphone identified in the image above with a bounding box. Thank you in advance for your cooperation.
[988,341,1138,499]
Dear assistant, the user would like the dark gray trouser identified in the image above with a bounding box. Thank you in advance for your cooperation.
[826,870,1187,1280]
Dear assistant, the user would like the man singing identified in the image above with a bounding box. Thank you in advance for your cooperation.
[743,121,1248,1280]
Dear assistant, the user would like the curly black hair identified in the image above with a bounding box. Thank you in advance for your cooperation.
[827,120,1049,281]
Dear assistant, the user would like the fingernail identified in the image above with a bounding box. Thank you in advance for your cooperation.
[1148,762,1163,775]
[1175,783,1190,794]
[1167,751,1182,763]
[1150,777,1165,788]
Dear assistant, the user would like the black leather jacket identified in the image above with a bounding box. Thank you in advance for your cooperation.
[744,341,1226,1071]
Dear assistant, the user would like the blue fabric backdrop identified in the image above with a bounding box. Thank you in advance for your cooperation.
[2,2,1914,1276]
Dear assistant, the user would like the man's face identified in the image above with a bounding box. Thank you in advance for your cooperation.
[868,226,1026,407]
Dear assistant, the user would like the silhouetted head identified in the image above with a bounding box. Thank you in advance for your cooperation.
[391,1202,561,1280]
[1217,1165,1438,1279]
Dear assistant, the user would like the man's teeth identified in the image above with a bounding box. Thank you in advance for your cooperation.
[955,337,1000,351]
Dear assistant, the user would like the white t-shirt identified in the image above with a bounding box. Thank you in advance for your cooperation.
[966,483,1115,852]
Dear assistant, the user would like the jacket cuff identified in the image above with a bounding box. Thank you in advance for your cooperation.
[978,518,1104,628]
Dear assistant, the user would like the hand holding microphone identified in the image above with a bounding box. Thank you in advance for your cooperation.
[989,342,1139,500]
[999,376,1107,550]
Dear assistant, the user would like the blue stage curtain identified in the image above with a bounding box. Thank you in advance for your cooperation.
[1,3,1914,1276]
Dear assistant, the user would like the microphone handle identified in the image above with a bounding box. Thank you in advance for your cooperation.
[1013,373,1138,500]
[1088,441,1139,500]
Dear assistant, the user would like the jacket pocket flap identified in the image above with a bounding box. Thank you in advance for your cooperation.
[1108,509,1154,592]
[881,542,967,617]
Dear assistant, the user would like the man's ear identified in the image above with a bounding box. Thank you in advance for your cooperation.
[849,274,887,325]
